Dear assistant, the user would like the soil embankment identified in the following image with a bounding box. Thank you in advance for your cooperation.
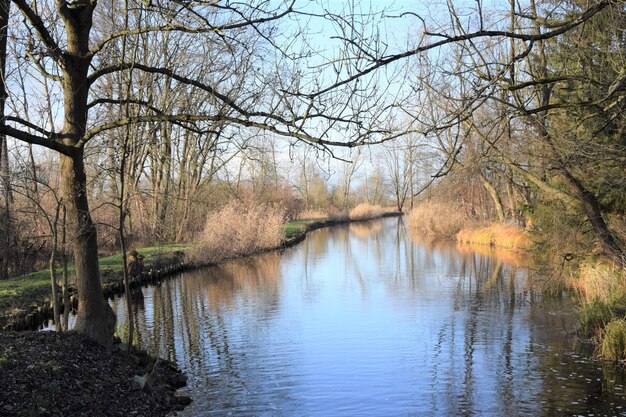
[0,331,190,416]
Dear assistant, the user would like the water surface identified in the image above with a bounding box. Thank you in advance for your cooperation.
[109,218,626,416]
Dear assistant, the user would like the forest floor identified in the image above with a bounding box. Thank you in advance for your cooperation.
[0,331,190,417]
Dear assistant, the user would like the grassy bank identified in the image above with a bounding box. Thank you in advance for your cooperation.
[573,261,626,360]
[0,244,188,316]
[283,204,397,243]
[407,201,531,251]
[283,219,321,240]
[1,205,400,322]
[457,223,532,251]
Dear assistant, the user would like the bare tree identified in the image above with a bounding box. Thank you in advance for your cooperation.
[1,1,307,345]
[0,0,10,280]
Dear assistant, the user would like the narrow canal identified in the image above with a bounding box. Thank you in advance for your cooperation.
[110,217,626,416]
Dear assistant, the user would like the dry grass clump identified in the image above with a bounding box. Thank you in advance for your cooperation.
[189,202,285,265]
[297,209,329,220]
[408,202,469,238]
[456,223,531,251]
[599,319,626,361]
[572,261,626,304]
[348,203,385,221]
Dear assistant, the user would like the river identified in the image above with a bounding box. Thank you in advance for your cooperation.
[106,217,626,416]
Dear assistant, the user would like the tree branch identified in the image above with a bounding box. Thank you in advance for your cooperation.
[6,116,58,137]
[88,63,298,125]
[0,125,75,155]
[308,0,615,99]
[12,0,64,64]
[90,0,296,57]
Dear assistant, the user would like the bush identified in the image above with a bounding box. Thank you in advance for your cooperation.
[408,202,469,238]
[578,299,614,338]
[348,203,385,221]
[599,319,626,361]
[456,223,531,251]
[189,202,285,265]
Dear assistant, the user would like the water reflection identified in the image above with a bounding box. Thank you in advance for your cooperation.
[107,217,626,416]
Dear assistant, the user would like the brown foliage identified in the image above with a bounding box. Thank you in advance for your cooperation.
[408,201,470,238]
[189,201,285,264]
[348,203,385,220]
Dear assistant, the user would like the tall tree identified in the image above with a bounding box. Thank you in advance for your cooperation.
[1,1,305,345]
[0,0,9,280]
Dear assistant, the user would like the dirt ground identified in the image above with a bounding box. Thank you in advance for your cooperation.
[0,331,190,417]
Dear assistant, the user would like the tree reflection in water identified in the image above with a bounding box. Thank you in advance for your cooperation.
[108,218,626,417]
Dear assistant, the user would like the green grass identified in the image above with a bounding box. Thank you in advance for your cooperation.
[282,219,322,240]
[0,243,189,316]
[578,299,615,337]
[599,319,626,361]
[0,219,335,317]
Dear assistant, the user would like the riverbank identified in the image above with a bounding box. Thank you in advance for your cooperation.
[0,212,402,330]
[0,212,400,417]
[407,202,626,360]
[0,245,189,331]
[0,331,190,416]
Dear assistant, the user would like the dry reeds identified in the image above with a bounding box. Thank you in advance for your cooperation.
[297,209,329,221]
[456,223,531,251]
[189,202,285,265]
[408,202,469,238]
[572,261,626,304]
[348,203,385,221]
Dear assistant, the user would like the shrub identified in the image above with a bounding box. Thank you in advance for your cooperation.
[578,299,614,338]
[456,223,531,251]
[189,202,285,265]
[408,202,469,238]
[348,203,385,221]
[599,319,626,361]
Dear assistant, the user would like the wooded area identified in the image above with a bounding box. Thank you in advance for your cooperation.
[0,0,624,347]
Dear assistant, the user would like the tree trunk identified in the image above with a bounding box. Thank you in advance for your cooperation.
[478,171,506,222]
[59,2,115,347]
[61,151,115,347]
[559,167,625,268]
[61,205,70,332]
[49,203,62,332]
[0,0,10,280]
